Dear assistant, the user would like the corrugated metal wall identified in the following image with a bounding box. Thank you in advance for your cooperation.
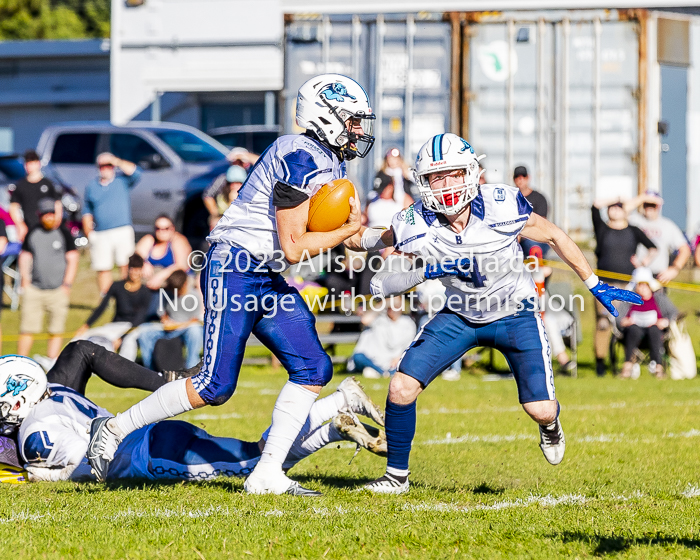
[466,12,640,239]
[284,13,451,195]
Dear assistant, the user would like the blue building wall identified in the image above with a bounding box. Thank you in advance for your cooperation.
[0,40,110,153]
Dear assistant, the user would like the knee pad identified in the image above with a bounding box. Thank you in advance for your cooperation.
[192,375,236,406]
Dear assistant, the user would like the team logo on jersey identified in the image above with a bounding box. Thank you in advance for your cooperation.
[1,375,32,398]
[494,187,506,203]
[403,205,415,225]
[320,83,356,102]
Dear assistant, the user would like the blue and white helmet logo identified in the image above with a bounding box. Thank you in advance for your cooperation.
[320,82,356,102]
[459,138,475,154]
[1,375,32,398]
[494,187,506,203]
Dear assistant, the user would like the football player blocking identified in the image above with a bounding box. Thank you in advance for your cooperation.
[86,73,390,495]
[362,133,643,494]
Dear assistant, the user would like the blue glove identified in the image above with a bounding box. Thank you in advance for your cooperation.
[424,257,472,280]
[590,281,643,317]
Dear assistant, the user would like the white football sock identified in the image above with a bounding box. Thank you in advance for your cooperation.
[254,382,318,475]
[113,378,193,436]
[307,391,345,431]
[283,422,341,469]
[387,466,409,478]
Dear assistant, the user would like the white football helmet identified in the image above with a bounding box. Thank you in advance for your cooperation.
[414,133,484,215]
[296,74,375,161]
[0,356,47,435]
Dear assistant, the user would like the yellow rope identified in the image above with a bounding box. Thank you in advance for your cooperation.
[543,260,700,294]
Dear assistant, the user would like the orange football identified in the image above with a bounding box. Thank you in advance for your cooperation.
[307,178,355,232]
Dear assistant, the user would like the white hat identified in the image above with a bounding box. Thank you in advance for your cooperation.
[630,267,661,292]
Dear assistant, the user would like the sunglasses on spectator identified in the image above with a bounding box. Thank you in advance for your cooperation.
[155,225,174,231]
[642,202,659,209]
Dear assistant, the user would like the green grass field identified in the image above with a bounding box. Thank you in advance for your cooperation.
[2,258,700,558]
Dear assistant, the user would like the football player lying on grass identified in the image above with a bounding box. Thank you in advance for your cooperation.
[0,341,385,483]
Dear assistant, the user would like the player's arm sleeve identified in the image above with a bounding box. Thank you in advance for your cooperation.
[273,181,309,208]
[369,254,426,297]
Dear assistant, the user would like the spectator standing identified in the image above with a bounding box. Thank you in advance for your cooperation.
[203,165,247,230]
[347,302,417,379]
[591,196,657,376]
[513,165,549,257]
[377,147,415,206]
[18,198,79,360]
[9,150,62,241]
[626,192,691,284]
[73,254,153,352]
[82,152,141,295]
[137,270,203,370]
[616,267,678,379]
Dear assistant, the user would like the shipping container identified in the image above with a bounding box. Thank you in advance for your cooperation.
[284,13,452,196]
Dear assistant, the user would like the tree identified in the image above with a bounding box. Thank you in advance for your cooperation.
[0,0,110,40]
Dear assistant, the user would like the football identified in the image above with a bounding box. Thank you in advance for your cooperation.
[307,178,356,232]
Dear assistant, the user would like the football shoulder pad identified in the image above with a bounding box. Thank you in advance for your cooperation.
[478,183,532,235]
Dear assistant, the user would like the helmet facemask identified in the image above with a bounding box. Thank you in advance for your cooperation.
[416,162,483,216]
[318,98,375,161]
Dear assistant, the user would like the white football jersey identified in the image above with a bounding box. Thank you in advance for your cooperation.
[18,384,110,480]
[207,134,347,271]
[18,384,154,481]
[392,183,538,323]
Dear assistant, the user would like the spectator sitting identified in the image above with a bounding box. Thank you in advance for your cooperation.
[365,172,405,228]
[135,214,192,292]
[347,300,417,379]
[203,165,248,230]
[626,191,691,284]
[9,149,62,242]
[591,196,657,377]
[377,147,416,206]
[73,254,153,353]
[18,198,79,362]
[514,165,549,258]
[82,152,141,296]
[617,267,678,379]
[137,270,203,370]
[542,293,576,375]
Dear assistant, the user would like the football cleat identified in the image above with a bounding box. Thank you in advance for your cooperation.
[332,413,387,456]
[244,469,321,496]
[86,416,122,482]
[362,472,409,495]
[337,376,384,426]
[539,418,566,465]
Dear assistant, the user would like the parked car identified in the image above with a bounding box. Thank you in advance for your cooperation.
[0,153,25,210]
[36,122,230,247]
[208,124,280,155]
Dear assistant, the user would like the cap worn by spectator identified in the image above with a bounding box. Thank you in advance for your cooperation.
[24,150,40,163]
[373,171,394,193]
[226,165,247,183]
[513,165,528,179]
[37,198,57,216]
[643,191,664,205]
[630,267,662,292]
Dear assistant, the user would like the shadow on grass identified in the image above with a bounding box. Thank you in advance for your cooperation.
[555,531,700,556]
[470,482,505,495]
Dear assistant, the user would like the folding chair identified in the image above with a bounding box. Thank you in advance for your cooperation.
[1,242,23,311]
